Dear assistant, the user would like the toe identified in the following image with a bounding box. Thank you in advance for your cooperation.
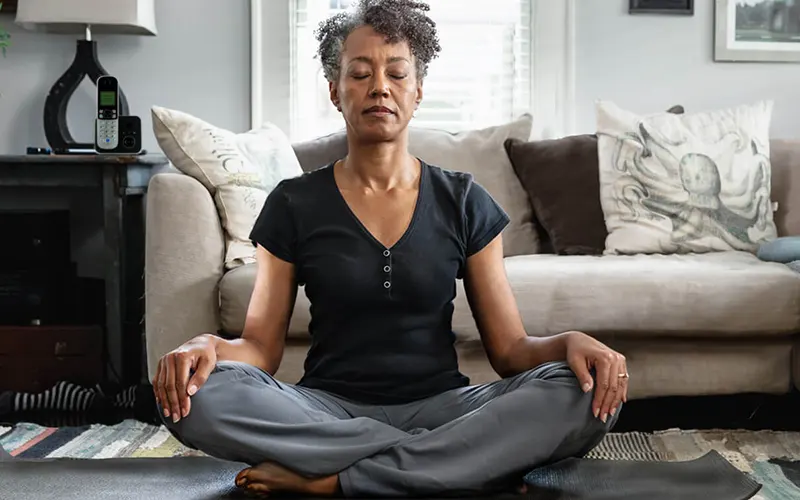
[246,482,271,496]
[236,468,251,487]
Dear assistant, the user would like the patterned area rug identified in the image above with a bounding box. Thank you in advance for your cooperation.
[2,420,799,499]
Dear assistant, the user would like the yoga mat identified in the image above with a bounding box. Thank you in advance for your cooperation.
[524,450,761,500]
[0,450,760,499]
[0,456,248,499]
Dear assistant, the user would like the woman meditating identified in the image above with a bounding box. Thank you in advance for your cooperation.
[152,0,629,496]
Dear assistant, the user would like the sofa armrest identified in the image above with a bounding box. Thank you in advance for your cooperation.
[145,173,225,382]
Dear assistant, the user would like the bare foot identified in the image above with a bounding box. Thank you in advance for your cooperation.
[235,461,339,497]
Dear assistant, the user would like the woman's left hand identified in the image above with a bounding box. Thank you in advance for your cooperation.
[564,331,629,423]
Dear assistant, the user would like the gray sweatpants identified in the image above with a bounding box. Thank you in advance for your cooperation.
[160,360,619,497]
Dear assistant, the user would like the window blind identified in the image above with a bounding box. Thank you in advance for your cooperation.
[290,0,532,141]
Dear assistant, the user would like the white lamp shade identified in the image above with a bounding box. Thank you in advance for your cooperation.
[15,0,157,35]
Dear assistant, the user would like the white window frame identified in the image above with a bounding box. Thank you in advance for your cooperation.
[250,0,575,140]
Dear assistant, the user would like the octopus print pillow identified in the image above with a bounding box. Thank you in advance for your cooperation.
[596,100,777,255]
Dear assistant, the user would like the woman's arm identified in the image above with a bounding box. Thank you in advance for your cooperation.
[464,234,629,420]
[463,234,571,378]
[215,244,297,375]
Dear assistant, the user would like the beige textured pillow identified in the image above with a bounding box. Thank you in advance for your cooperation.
[151,106,303,269]
[409,115,538,256]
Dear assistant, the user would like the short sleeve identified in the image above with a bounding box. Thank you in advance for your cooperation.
[463,177,510,257]
[249,181,297,263]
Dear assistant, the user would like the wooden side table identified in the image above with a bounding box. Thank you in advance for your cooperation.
[0,153,170,387]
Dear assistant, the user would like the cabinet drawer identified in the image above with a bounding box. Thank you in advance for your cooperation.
[0,325,102,357]
[0,326,104,392]
[0,355,103,392]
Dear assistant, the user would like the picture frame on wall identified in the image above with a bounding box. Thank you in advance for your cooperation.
[629,0,694,15]
[715,0,800,62]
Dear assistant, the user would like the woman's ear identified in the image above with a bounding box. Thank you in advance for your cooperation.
[329,80,341,111]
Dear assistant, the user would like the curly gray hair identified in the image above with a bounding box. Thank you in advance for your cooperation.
[314,0,442,82]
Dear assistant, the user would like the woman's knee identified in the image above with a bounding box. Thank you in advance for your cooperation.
[159,363,249,445]
[516,361,575,382]
[517,362,622,429]
[572,404,620,457]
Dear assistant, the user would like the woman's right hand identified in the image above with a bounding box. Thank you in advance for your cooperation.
[153,333,218,423]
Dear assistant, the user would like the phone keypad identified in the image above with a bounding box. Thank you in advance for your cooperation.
[96,119,118,150]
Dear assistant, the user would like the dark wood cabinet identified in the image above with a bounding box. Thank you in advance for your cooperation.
[0,154,168,387]
[0,325,103,392]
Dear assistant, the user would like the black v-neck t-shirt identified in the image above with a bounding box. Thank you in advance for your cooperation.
[249,160,510,405]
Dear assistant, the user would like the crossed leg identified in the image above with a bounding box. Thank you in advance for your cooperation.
[161,361,618,497]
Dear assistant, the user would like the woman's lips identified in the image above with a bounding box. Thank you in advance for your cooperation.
[364,106,394,116]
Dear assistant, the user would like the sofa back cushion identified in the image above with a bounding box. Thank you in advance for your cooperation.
[291,116,540,257]
[770,139,800,237]
[292,131,348,172]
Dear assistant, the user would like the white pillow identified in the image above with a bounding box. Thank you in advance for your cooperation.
[151,106,303,269]
[596,100,777,255]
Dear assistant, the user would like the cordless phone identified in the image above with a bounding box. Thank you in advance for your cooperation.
[95,76,119,150]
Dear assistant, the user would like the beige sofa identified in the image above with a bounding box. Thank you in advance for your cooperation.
[144,135,800,401]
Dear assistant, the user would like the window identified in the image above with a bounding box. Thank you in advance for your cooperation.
[289,0,532,141]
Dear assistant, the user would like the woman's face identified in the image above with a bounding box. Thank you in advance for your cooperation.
[330,25,423,142]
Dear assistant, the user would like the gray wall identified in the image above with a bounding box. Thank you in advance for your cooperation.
[575,0,800,139]
[0,0,250,277]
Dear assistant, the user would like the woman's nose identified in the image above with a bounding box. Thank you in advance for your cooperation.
[369,76,390,97]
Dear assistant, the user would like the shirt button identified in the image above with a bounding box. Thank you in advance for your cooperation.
[384,281,391,288]
[383,265,391,272]
[383,249,390,257]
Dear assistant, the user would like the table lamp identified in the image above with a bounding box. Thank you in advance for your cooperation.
[15,0,157,151]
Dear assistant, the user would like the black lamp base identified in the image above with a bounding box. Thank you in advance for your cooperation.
[44,39,130,151]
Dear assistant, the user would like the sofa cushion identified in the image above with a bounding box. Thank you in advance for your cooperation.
[219,263,313,339]
[292,130,348,172]
[219,252,800,343]
[277,337,793,400]
[494,251,800,340]
[289,116,540,257]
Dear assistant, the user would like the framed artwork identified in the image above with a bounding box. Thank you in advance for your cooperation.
[715,0,800,62]
[629,0,694,15]
[0,0,18,13]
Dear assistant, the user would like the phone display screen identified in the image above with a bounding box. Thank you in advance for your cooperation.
[100,91,116,107]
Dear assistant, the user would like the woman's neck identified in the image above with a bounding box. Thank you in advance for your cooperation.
[342,138,419,191]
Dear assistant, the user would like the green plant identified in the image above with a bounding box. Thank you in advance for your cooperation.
[0,3,10,57]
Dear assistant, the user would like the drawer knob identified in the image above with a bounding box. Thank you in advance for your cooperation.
[54,341,68,355]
